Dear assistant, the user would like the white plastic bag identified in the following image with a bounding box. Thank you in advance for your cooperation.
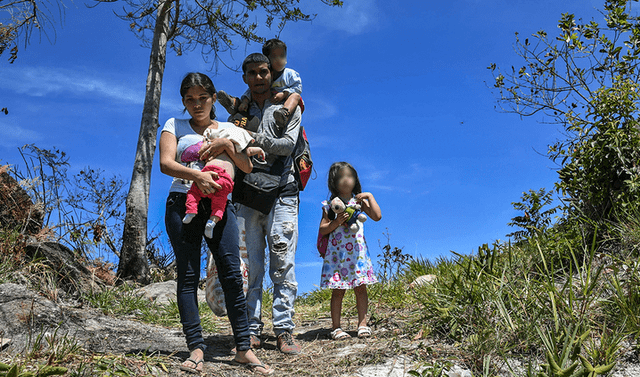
[205,236,249,317]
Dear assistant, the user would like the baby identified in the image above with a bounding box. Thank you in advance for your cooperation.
[217,38,304,128]
[183,125,265,238]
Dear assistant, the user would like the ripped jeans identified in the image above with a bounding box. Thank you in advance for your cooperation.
[235,195,299,336]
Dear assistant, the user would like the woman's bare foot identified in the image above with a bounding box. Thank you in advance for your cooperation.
[234,349,274,375]
[180,348,204,374]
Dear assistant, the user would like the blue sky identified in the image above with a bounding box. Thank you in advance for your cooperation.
[0,0,604,293]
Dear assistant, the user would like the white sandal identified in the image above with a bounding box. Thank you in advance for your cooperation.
[331,328,351,340]
[358,326,372,338]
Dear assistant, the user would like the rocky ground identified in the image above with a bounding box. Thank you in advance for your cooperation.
[2,280,640,376]
[0,281,435,376]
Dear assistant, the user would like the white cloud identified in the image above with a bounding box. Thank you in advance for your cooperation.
[1,65,186,114]
[297,261,323,268]
[314,0,378,35]
[303,97,338,121]
[1,66,144,105]
[0,121,43,148]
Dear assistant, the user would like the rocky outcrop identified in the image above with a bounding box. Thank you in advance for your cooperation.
[409,274,437,289]
[24,241,104,297]
[0,166,43,235]
[134,280,207,305]
[0,283,187,356]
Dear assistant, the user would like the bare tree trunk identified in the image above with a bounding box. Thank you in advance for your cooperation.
[117,0,172,284]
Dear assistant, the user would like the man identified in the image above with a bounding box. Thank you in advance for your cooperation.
[234,53,302,354]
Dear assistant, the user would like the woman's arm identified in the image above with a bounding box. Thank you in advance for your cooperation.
[159,131,222,194]
[319,209,350,236]
[356,192,382,221]
[199,137,234,161]
[198,135,253,173]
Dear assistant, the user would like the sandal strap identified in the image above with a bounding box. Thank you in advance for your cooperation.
[358,326,372,334]
[331,328,350,339]
[186,358,204,366]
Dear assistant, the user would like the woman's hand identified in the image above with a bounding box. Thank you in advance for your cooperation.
[195,169,221,195]
[199,138,232,161]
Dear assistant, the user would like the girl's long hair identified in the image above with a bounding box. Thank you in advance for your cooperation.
[179,72,216,120]
[327,161,362,200]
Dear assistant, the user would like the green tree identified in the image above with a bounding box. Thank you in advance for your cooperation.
[94,0,342,283]
[507,188,558,241]
[490,0,640,231]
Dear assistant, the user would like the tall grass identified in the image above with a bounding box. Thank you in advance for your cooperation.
[403,225,638,375]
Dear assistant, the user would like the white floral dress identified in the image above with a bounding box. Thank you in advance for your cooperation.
[320,199,378,289]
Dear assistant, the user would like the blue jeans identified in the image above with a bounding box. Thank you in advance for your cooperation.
[165,192,251,352]
[236,196,299,336]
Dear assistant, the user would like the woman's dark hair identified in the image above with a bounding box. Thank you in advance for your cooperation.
[328,161,362,200]
[262,38,287,57]
[180,72,216,119]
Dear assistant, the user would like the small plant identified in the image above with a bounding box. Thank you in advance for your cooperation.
[377,229,413,283]
[0,362,67,377]
[507,188,558,242]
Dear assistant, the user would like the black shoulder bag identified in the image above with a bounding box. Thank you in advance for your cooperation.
[232,157,285,215]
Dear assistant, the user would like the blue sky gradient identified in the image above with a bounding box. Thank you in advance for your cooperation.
[0,0,604,293]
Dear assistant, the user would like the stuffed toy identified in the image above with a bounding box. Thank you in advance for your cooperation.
[330,197,367,233]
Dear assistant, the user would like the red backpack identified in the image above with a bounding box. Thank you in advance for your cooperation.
[293,126,314,191]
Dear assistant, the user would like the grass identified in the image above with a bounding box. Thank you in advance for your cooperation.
[3,213,640,376]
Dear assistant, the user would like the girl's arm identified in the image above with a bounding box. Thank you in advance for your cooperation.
[319,208,350,236]
[158,131,222,192]
[356,192,382,221]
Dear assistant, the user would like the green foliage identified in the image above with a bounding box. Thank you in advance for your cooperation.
[490,0,640,233]
[82,283,218,332]
[508,188,558,241]
[406,228,630,375]
[0,362,67,377]
[102,0,343,71]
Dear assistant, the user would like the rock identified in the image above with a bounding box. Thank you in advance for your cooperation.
[135,280,207,306]
[0,283,68,341]
[445,365,473,377]
[0,166,43,235]
[24,241,104,297]
[409,274,437,289]
[0,283,187,355]
[351,355,415,377]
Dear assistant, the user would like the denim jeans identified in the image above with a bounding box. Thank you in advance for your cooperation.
[236,196,299,336]
[165,192,251,352]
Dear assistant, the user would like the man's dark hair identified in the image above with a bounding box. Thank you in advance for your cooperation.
[242,53,271,74]
[262,38,287,57]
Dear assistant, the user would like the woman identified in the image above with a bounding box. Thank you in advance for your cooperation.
[159,72,274,376]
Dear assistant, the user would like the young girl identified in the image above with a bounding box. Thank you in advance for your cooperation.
[318,162,382,340]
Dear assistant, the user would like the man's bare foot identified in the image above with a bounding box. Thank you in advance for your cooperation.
[234,349,274,375]
[180,348,204,374]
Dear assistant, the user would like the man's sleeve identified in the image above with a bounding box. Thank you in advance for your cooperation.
[253,108,301,156]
